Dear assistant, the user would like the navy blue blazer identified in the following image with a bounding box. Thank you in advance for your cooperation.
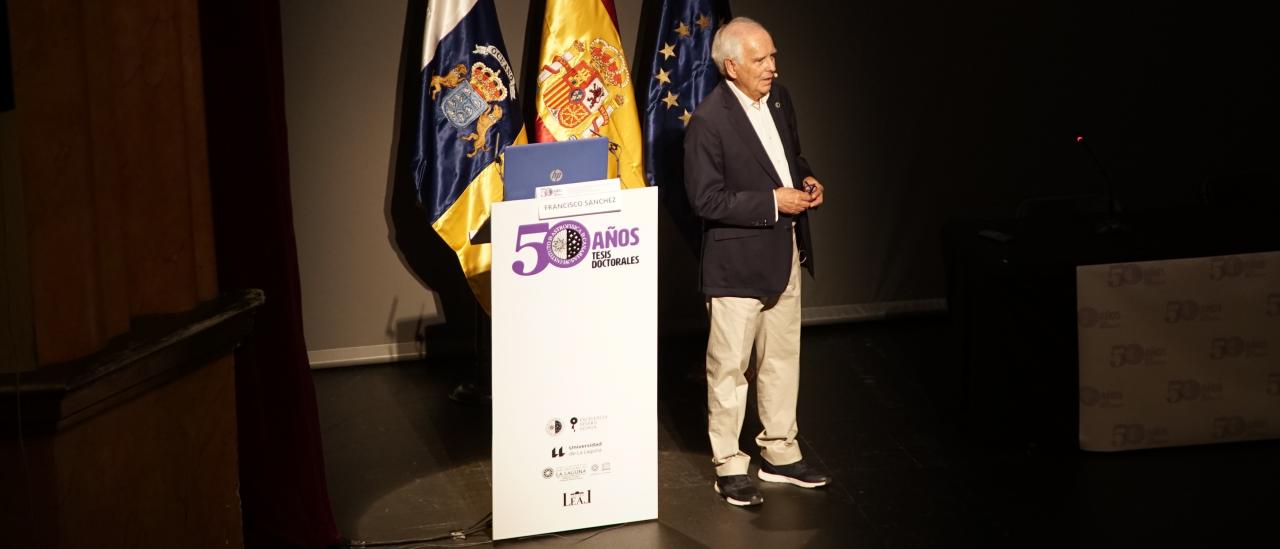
[684,81,817,298]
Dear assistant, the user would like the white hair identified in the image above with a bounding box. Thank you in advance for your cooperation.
[711,17,766,76]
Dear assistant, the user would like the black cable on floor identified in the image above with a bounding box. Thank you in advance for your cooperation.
[343,512,492,548]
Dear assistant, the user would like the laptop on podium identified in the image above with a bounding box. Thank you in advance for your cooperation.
[469,138,611,244]
[502,138,610,201]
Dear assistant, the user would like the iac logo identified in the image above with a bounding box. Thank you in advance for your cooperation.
[513,220,590,276]
[545,418,564,436]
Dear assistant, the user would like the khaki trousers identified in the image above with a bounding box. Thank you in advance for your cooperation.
[705,231,803,476]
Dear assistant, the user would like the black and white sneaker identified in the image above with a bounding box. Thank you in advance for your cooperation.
[757,459,831,488]
[714,474,765,506]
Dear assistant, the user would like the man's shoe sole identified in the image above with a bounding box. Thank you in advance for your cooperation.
[714,481,763,506]
[757,469,829,488]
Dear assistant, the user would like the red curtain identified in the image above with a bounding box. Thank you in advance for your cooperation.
[199,1,342,547]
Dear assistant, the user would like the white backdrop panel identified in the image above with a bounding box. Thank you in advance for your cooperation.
[1077,251,1280,451]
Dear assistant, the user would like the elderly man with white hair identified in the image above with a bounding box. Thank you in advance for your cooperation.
[684,16,831,507]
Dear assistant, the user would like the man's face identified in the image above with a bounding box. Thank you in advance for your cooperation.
[726,27,777,101]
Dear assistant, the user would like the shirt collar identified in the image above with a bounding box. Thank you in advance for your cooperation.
[727,80,770,111]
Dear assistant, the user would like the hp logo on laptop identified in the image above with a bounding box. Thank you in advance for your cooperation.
[549,169,564,182]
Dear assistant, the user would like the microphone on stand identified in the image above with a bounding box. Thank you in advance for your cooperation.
[587,128,622,180]
[1076,135,1126,234]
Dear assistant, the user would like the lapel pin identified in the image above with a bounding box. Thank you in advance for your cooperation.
[774,101,781,108]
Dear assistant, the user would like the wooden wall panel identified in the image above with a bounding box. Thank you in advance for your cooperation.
[55,357,243,549]
[8,0,119,363]
[8,0,216,364]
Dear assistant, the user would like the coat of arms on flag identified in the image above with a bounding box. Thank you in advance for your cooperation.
[537,38,631,139]
[432,55,512,158]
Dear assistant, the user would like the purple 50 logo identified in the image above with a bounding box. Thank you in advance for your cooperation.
[512,220,590,276]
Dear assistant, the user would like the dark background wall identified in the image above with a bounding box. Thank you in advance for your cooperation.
[280,0,1280,362]
[743,0,1278,308]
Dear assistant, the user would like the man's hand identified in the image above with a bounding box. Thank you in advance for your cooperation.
[803,176,825,208]
[775,187,813,215]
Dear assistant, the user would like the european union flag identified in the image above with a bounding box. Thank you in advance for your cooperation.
[412,0,527,309]
[639,0,731,185]
[636,0,731,246]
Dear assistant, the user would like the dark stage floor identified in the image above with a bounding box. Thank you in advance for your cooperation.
[313,317,1280,548]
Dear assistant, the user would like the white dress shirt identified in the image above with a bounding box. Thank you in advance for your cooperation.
[727,82,794,190]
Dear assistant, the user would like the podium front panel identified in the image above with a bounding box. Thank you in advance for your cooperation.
[490,186,658,540]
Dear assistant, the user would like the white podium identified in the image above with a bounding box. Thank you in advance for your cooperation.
[490,185,658,540]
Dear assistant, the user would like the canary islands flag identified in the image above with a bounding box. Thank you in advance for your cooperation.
[412,0,527,310]
[530,0,645,189]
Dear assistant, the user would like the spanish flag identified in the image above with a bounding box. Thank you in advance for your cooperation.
[530,0,646,189]
[411,0,527,311]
